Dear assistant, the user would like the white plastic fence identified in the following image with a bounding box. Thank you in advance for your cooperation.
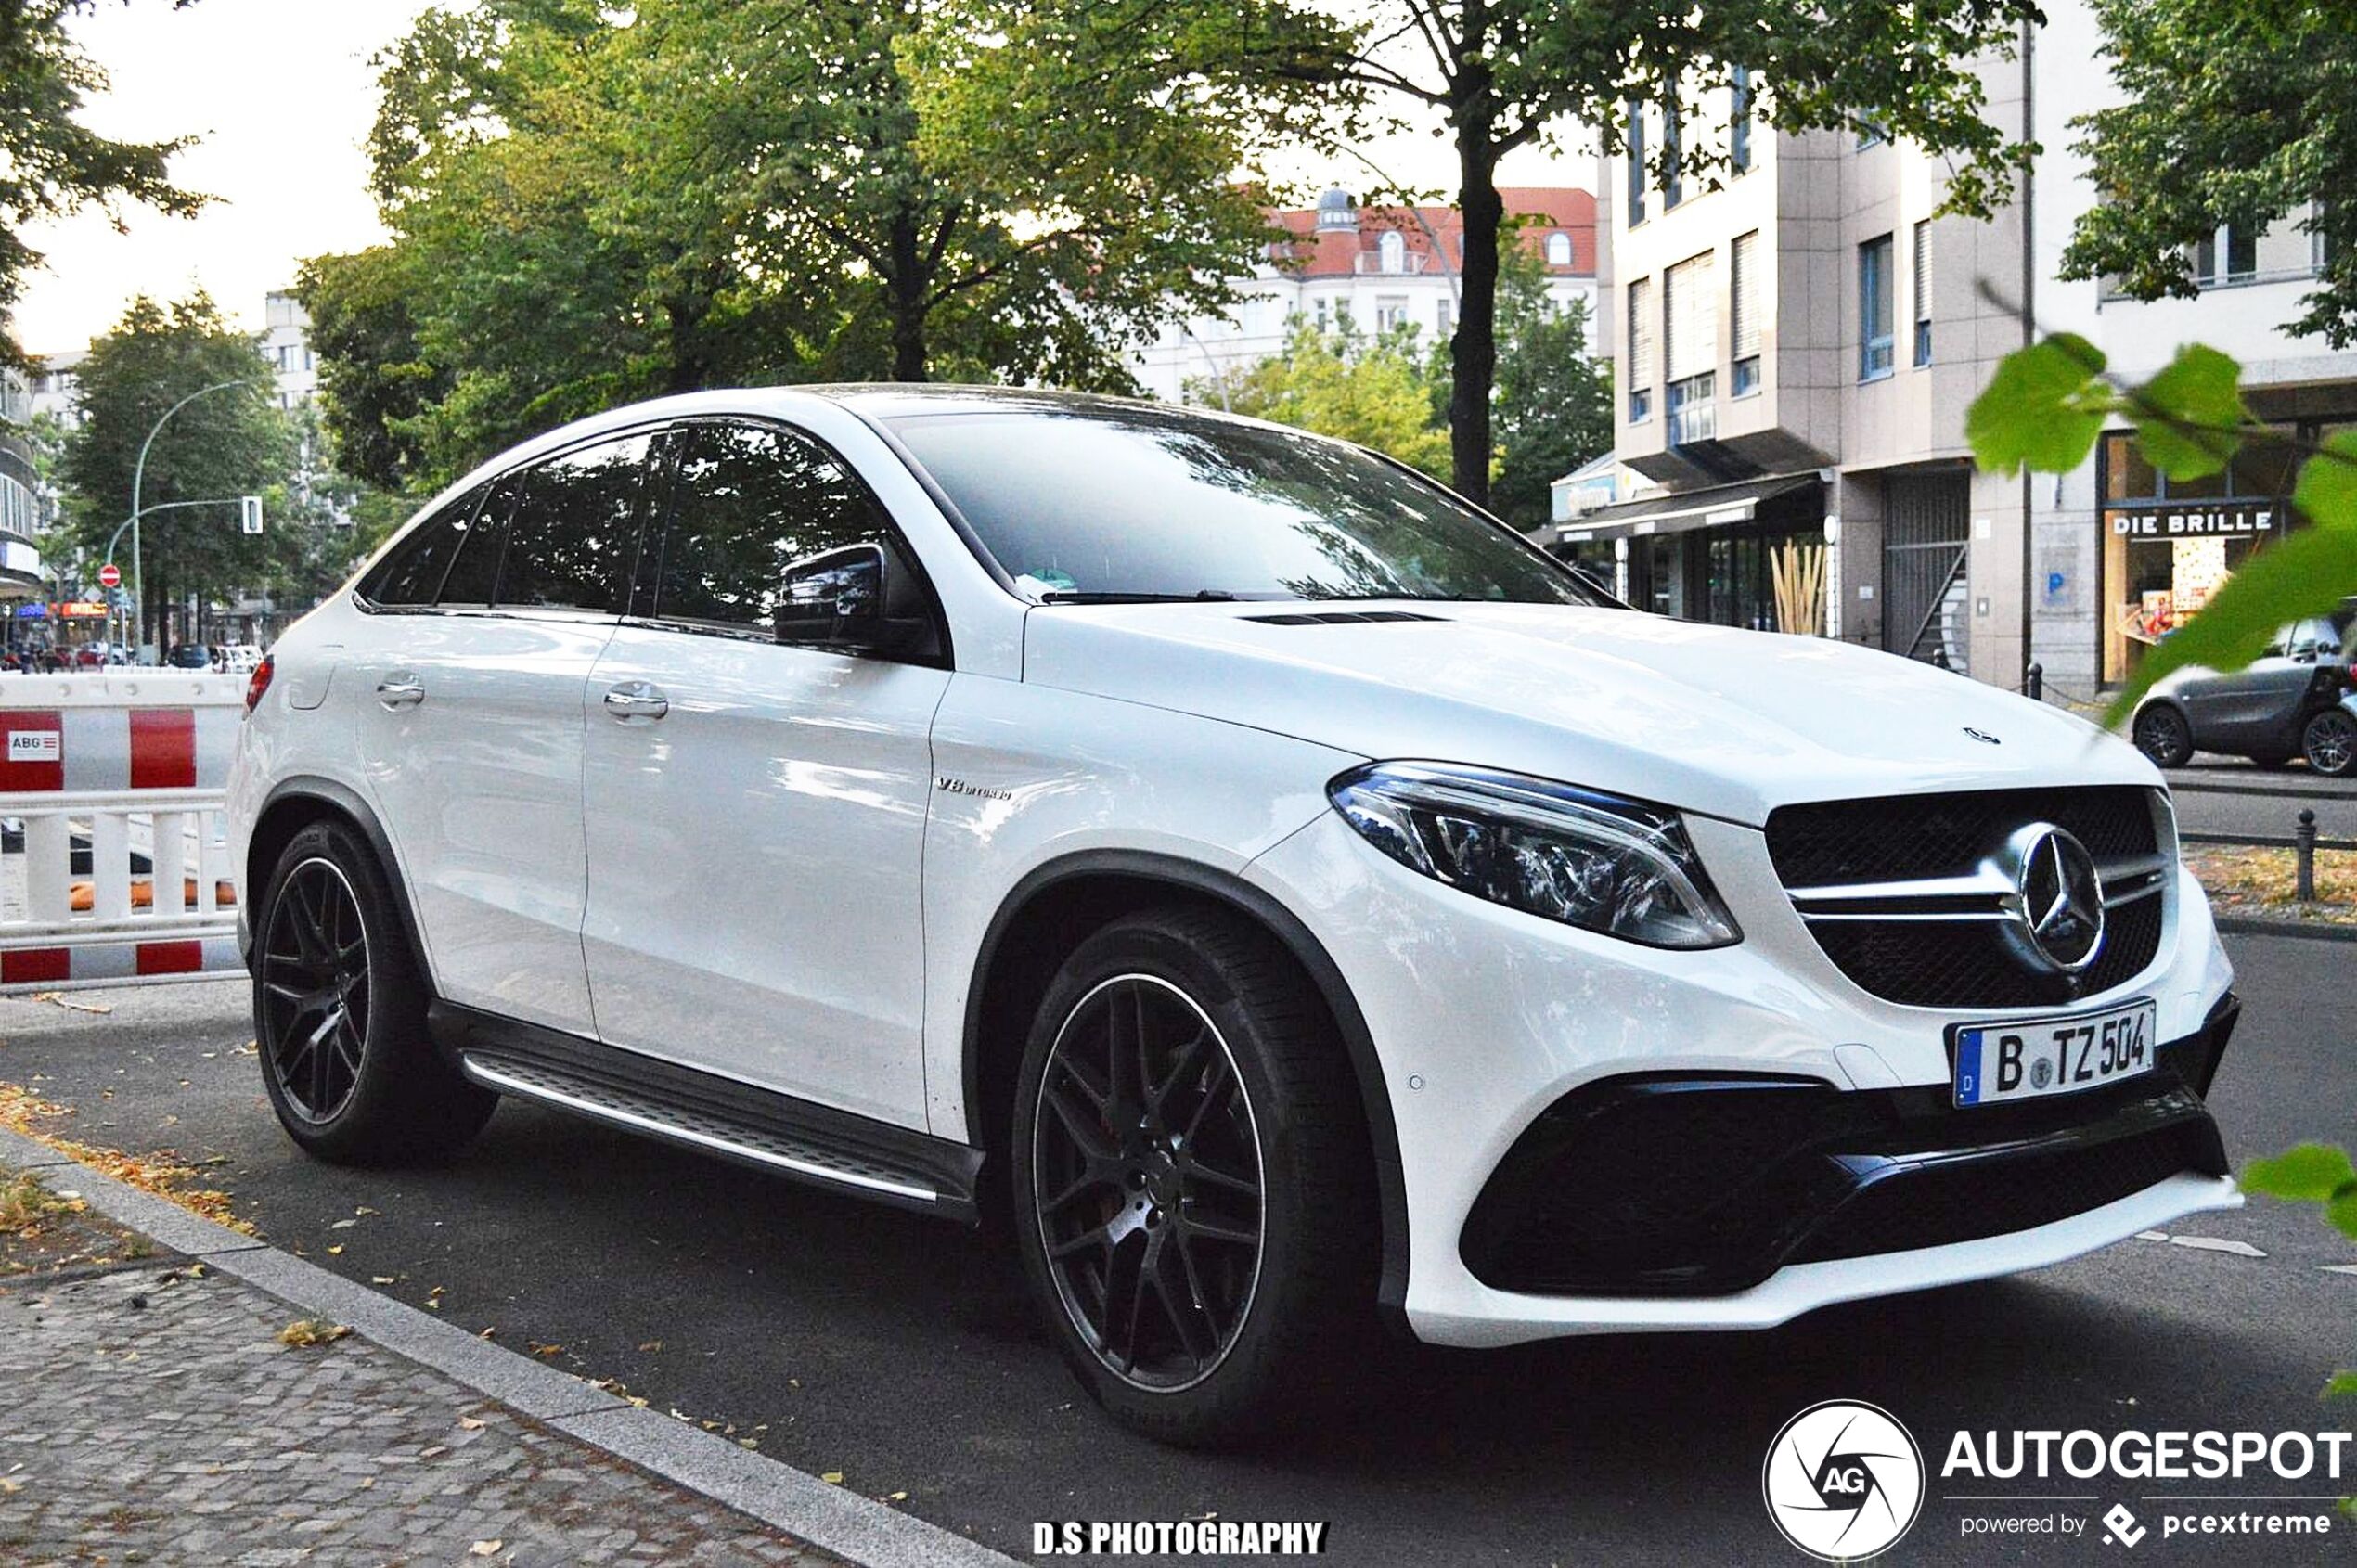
[0,673,247,991]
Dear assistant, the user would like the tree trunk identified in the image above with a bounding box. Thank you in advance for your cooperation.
[1449,86,1502,508]
[887,211,928,381]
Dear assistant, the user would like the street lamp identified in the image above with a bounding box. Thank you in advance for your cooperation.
[108,378,264,657]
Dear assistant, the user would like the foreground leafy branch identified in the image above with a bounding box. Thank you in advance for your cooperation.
[1965,333,2357,725]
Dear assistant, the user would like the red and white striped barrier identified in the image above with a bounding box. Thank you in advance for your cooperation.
[0,674,247,992]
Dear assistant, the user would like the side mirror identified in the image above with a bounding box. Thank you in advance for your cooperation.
[775,542,932,656]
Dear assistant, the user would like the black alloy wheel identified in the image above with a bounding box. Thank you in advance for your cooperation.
[252,819,496,1163]
[1031,973,1265,1392]
[260,857,372,1123]
[2306,708,2357,777]
[2132,704,2194,769]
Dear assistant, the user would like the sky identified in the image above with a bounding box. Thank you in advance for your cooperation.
[15,1,1593,357]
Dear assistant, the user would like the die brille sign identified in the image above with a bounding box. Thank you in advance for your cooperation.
[2108,502,2278,538]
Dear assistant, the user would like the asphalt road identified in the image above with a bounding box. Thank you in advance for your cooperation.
[4,937,2354,1565]
[2165,758,2357,842]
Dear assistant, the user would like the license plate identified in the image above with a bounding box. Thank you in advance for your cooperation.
[1951,998,2157,1107]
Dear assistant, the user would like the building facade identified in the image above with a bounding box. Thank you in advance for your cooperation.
[30,289,319,430]
[0,368,48,612]
[1573,5,2357,696]
[1133,187,1597,404]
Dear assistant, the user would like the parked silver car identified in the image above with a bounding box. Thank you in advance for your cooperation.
[2130,600,2357,776]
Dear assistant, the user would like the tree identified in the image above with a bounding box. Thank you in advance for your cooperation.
[2058,0,2357,346]
[1489,255,1611,532]
[0,1,206,362]
[1215,317,1451,477]
[56,294,290,642]
[313,0,1331,494]
[1274,0,2040,506]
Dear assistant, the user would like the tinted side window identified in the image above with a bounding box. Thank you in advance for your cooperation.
[436,478,510,607]
[496,432,656,613]
[652,422,895,634]
[358,483,489,607]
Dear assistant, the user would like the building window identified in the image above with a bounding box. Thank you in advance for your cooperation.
[1665,251,1715,443]
[2193,225,2258,285]
[1374,296,1409,332]
[1625,100,1646,225]
[1730,67,1753,173]
[1661,91,1682,209]
[1545,231,1573,267]
[1912,220,1932,366]
[1378,230,1406,275]
[1627,276,1654,422]
[1857,118,1887,148]
[1860,234,1895,381]
[1314,298,1329,331]
[1731,230,1761,396]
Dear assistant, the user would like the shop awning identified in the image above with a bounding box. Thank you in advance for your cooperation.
[1544,471,1823,545]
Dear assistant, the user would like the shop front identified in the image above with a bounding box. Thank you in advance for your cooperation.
[2097,423,2349,684]
[1546,472,1829,634]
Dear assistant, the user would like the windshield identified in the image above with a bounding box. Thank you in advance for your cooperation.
[885,404,1610,607]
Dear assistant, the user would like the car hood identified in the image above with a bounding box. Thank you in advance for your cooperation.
[1019,601,2158,826]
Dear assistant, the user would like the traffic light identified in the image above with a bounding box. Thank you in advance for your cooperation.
[240,495,264,534]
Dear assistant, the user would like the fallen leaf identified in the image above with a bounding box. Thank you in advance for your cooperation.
[328,1219,355,1230]
[370,1276,397,1285]
[737,1438,759,1450]
[469,1542,502,1558]
[326,1245,343,1255]
[276,1318,351,1347]
[821,1472,844,1485]
[888,1490,908,1502]
[529,1341,563,1357]
[457,1416,486,1431]
[354,1205,379,1216]
[478,1326,496,1340]
[637,1339,663,1353]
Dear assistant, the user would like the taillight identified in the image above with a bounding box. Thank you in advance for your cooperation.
[244,655,274,715]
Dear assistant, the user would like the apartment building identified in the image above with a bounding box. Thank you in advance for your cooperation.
[1133,186,1596,404]
[1571,1,2357,697]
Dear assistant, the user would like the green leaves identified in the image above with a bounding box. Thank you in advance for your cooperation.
[2296,431,2357,529]
[1964,334,2113,476]
[2131,344,2248,481]
[2243,1144,2357,1242]
[2242,1144,2357,1203]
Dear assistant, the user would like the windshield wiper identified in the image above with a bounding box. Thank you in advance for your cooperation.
[1035,589,1241,605]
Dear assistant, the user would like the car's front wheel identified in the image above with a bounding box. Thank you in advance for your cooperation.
[253,820,496,1163]
[1011,906,1375,1446]
[2132,703,2195,768]
[2305,708,2357,777]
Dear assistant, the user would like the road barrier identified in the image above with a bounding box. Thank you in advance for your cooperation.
[0,673,246,992]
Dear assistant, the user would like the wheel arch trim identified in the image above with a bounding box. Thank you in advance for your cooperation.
[961,847,1411,1331]
[251,776,432,983]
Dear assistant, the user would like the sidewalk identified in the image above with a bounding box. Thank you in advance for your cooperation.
[0,1135,1011,1568]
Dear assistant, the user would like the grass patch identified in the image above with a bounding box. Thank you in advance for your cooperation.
[2183,844,2357,924]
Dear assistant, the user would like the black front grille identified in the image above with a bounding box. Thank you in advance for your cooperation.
[1767,787,2167,1009]
[1810,889,2164,1009]
[1766,786,2158,888]
[1793,1120,2208,1265]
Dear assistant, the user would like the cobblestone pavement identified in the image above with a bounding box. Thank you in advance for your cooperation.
[0,1231,841,1567]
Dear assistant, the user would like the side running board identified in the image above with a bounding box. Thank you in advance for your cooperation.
[429,1002,982,1221]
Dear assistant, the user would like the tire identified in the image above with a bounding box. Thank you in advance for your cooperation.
[251,820,496,1164]
[1011,905,1376,1446]
[2305,708,2357,778]
[2132,703,2194,769]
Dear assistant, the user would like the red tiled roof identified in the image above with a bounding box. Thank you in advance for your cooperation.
[1269,187,1596,279]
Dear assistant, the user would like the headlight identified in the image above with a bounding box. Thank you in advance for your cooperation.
[1328,762,1740,949]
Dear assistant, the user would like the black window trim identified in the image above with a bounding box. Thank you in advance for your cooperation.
[621,413,956,671]
[351,418,680,621]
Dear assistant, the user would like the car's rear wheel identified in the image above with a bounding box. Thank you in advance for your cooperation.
[1011,906,1374,1446]
[2305,709,2357,777]
[2132,704,2194,768]
[253,820,496,1163]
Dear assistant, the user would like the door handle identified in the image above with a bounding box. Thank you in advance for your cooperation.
[376,674,425,711]
[602,682,669,721]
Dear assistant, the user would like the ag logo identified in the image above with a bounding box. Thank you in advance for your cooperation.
[1762,1400,1924,1561]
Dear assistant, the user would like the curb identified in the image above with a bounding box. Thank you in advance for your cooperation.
[2165,775,2357,802]
[0,1123,1022,1568]
[2214,915,2357,945]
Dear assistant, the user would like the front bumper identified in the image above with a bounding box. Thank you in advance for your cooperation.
[1244,808,2242,1349]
